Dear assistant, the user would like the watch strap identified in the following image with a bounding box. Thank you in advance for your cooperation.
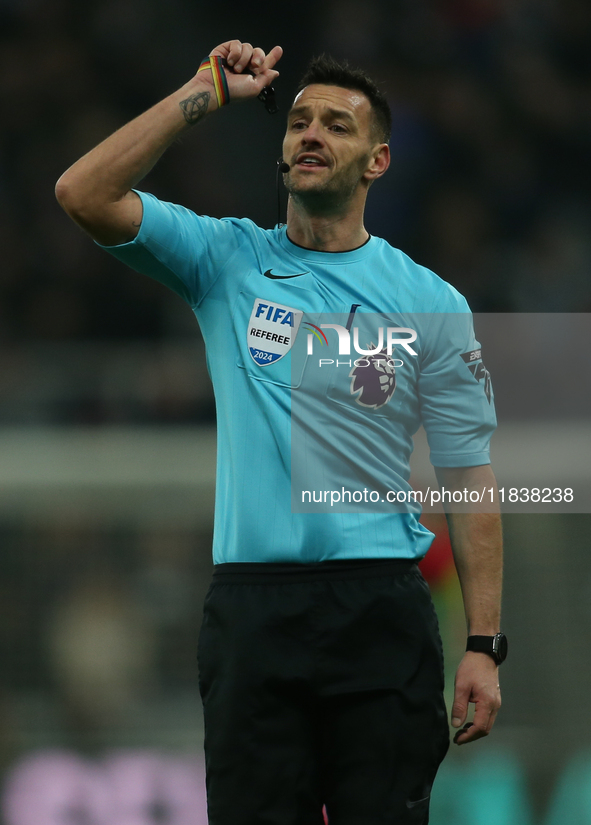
[466,633,507,664]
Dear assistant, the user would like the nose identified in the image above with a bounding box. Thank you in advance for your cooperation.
[300,119,324,146]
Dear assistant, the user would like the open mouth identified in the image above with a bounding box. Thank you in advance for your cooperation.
[295,154,328,169]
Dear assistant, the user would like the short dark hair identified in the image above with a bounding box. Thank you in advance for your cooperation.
[295,54,391,144]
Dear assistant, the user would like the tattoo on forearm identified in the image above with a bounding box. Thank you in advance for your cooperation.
[179,91,210,124]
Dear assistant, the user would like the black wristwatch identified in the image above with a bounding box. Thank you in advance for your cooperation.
[466,633,508,665]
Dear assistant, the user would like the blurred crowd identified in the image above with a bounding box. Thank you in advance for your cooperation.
[1,0,591,357]
[0,519,213,768]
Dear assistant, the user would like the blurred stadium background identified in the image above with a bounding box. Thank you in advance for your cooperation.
[1,0,591,822]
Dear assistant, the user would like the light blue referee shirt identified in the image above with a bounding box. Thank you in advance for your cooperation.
[100,190,496,564]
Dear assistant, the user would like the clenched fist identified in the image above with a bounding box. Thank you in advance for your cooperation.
[199,40,283,104]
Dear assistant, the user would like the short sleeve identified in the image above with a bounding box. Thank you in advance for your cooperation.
[418,296,497,468]
[96,190,250,307]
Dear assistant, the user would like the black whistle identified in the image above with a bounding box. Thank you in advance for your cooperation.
[257,85,278,115]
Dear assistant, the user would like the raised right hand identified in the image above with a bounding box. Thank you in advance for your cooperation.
[199,40,283,103]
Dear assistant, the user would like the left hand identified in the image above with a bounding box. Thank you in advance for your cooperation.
[451,651,501,745]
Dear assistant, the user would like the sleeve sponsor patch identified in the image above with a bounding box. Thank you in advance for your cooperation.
[460,348,482,363]
[461,349,492,403]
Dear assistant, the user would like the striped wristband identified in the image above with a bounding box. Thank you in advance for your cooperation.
[197,55,230,108]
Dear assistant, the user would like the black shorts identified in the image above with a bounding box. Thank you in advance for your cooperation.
[197,559,449,825]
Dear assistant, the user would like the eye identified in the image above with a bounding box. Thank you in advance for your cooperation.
[291,120,308,130]
[330,124,348,134]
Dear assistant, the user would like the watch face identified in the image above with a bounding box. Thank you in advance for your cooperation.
[493,633,508,663]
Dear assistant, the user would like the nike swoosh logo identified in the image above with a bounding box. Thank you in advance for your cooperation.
[263,269,308,279]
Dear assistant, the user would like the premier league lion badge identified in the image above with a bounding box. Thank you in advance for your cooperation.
[349,348,397,408]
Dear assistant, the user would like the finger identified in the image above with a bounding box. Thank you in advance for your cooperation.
[233,42,253,73]
[453,722,472,745]
[250,47,266,71]
[212,39,242,67]
[474,685,501,733]
[482,692,501,734]
[262,45,283,71]
[453,722,486,745]
[451,684,470,729]
[255,68,280,91]
[453,716,493,745]
[469,705,494,739]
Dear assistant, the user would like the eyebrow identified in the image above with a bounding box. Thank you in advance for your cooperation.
[287,105,357,124]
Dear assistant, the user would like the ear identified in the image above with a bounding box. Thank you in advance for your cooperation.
[363,143,390,182]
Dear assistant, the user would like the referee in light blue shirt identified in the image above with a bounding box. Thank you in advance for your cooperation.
[56,38,504,825]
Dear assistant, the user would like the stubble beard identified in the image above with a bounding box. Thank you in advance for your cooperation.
[286,166,363,217]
